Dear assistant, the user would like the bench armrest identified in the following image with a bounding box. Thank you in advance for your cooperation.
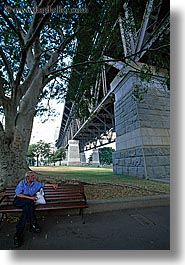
[81,192,87,204]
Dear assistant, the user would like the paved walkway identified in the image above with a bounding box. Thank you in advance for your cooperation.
[0,206,170,250]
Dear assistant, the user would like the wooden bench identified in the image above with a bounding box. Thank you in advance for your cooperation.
[0,184,88,225]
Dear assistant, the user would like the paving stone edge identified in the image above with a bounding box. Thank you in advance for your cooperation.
[86,194,170,213]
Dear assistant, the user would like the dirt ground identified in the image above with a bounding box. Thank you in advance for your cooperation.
[0,177,169,200]
[84,183,167,199]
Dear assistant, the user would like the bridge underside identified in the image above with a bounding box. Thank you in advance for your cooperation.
[75,96,115,151]
[56,95,115,152]
[56,0,170,180]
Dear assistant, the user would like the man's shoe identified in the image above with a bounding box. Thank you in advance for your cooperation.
[30,223,41,233]
[14,232,23,247]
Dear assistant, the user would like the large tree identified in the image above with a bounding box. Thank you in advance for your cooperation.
[0,0,96,186]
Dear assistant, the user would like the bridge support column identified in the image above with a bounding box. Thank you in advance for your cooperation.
[112,70,170,181]
[67,140,81,166]
[80,152,87,166]
[92,149,100,166]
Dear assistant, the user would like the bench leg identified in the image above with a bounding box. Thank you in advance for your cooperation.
[0,213,7,226]
[79,209,85,224]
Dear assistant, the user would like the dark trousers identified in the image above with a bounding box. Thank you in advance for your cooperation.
[13,197,37,233]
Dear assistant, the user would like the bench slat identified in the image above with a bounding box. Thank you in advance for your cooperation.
[0,201,88,212]
[5,185,84,192]
[3,193,84,199]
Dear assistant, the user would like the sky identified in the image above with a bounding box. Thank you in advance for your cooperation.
[30,98,115,161]
[30,101,64,146]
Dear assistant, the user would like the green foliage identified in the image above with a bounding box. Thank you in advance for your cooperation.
[28,142,66,166]
[27,144,36,166]
[99,147,114,165]
[139,65,152,83]
[28,141,52,166]
[0,0,88,118]
[51,147,66,163]
[133,65,152,102]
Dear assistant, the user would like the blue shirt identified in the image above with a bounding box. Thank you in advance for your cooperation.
[15,179,44,196]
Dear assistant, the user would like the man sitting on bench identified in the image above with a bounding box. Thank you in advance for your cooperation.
[13,170,58,247]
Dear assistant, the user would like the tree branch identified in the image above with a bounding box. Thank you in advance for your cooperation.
[0,76,11,114]
[48,42,170,76]
[26,13,49,49]
[26,0,61,50]
[49,58,125,75]
[44,33,76,75]
[43,73,70,87]
[0,121,4,131]
[0,10,24,44]
[34,36,42,56]
[0,47,14,85]
[13,1,60,90]
[8,7,26,40]
[14,48,27,94]
[17,63,39,102]
[26,48,34,69]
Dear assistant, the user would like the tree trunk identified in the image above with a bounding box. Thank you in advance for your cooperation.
[36,154,39,167]
[0,70,44,187]
[0,111,35,187]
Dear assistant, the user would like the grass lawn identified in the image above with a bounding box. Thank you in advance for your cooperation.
[31,166,170,197]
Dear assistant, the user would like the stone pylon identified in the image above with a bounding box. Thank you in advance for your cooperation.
[67,140,81,166]
[112,69,170,180]
[80,152,87,166]
[92,149,100,166]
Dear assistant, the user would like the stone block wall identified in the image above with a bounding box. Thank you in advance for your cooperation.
[143,147,170,179]
[113,147,146,178]
[113,71,170,180]
[137,83,170,179]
